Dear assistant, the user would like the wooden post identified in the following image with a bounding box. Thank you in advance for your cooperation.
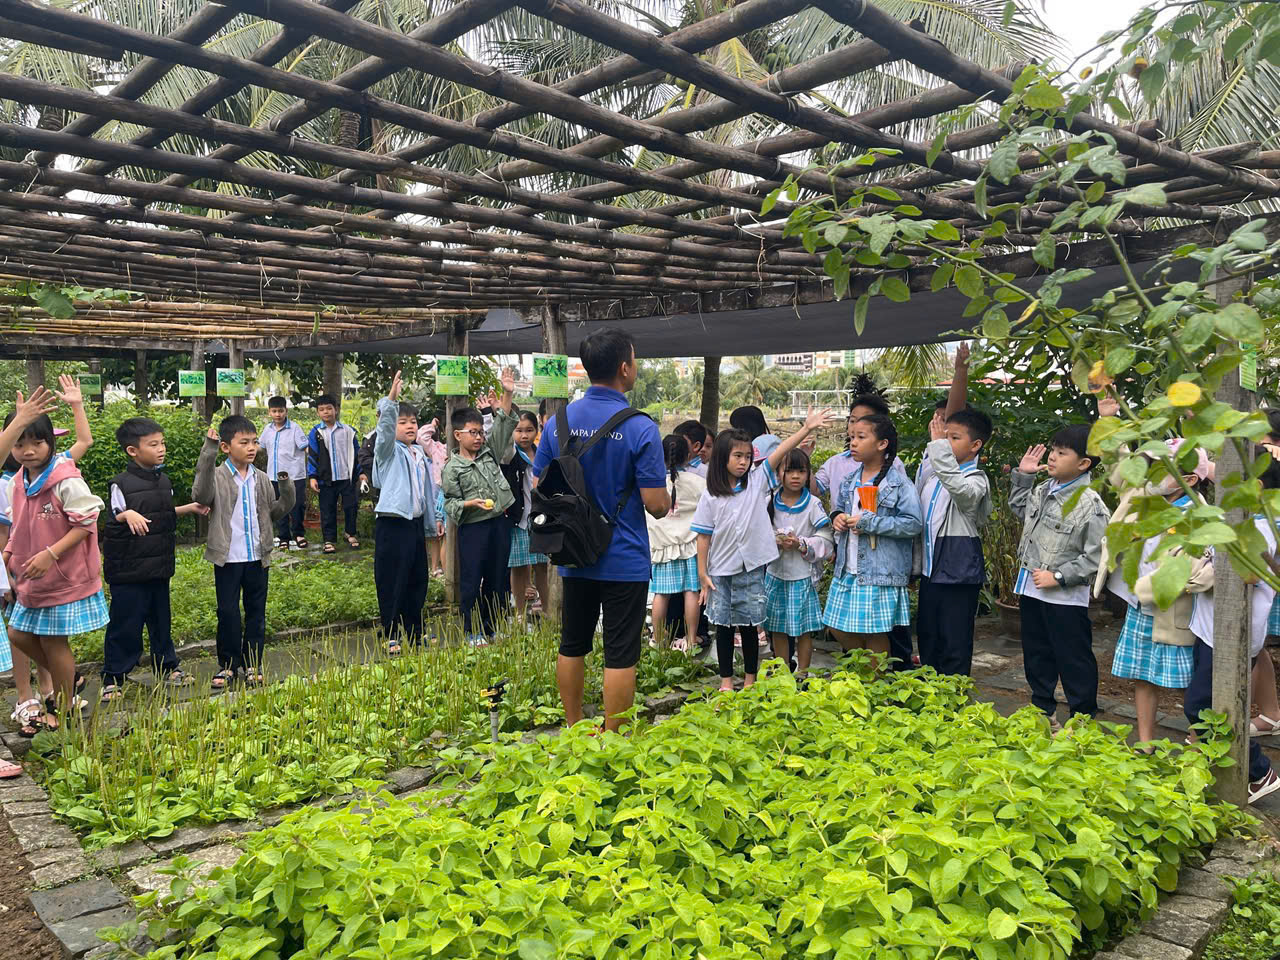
[1211,270,1254,806]
[322,352,343,403]
[25,356,44,395]
[86,358,104,410]
[541,309,568,625]
[443,319,468,609]
[134,349,150,410]
[227,342,245,417]
[700,355,722,431]
[190,341,209,422]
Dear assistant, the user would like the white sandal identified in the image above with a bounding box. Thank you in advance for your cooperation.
[9,698,40,725]
[1250,714,1280,737]
[0,759,21,779]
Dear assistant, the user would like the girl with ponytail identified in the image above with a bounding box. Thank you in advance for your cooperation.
[822,414,922,669]
[646,434,705,651]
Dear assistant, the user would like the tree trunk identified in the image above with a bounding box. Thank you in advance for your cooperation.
[541,309,567,625]
[443,320,468,609]
[191,341,210,422]
[228,342,245,417]
[323,352,344,404]
[699,355,722,430]
[135,349,149,410]
[87,358,104,410]
[25,357,44,395]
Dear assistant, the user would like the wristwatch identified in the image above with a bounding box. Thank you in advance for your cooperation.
[1053,571,1065,586]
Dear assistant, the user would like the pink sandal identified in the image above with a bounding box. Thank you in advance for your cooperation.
[0,760,22,779]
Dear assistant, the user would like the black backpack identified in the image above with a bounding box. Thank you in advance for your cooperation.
[528,406,648,568]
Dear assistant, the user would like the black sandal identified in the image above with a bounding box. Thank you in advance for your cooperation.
[344,534,360,549]
[323,542,337,554]
[211,669,234,691]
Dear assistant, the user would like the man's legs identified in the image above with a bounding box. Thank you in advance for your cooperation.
[1052,603,1098,717]
[557,577,599,726]
[272,480,291,542]
[290,478,307,540]
[374,516,409,642]
[599,580,647,731]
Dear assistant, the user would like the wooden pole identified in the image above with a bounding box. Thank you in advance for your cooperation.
[443,319,468,610]
[134,349,149,410]
[700,356,722,431]
[540,309,568,625]
[322,353,343,404]
[25,356,44,395]
[86,358,104,410]
[227,342,245,416]
[1211,271,1255,806]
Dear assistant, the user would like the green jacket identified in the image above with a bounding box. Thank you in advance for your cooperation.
[441,408,517,525]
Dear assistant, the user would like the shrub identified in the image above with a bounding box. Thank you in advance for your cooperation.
[130,661,1244,960]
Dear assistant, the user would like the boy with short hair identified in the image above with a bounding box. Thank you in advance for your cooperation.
[306,393,360,554]
[441,370,516,645]
[100,417,208,701]
[673,420,710,477]
[193,415,295,689]
[261,396,309,550]
[373,371,440,652]
[915,407,993,676]
[1010,424,1109,728]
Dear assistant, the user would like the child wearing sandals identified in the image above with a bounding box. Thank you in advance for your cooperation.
[824,415,923,669]
[693,408,836,691]
[0,386,106,738]
[647,434,706,650]
[766,448,832,682]
[1,375,93,735]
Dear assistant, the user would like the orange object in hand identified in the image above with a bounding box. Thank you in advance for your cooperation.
[856,485,878,513]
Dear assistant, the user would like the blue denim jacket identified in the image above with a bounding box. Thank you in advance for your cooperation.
[372,397,438,536]
[832,464,923,586]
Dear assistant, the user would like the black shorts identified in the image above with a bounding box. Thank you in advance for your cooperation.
[559,577,648,669]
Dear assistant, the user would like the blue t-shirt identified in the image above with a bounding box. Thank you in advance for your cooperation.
[532,386,665,582]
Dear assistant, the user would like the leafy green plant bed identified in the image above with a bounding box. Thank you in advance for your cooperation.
[1205,873,1280,960]
[39,623,707,847]
[67,546,436,663]
[129,660,1244,960]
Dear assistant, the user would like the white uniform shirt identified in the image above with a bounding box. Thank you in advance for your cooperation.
[691,462,779,577]
[767,488,832,581]
[1190,515,1277,657]
[916,449,983,579]
[224,461,260,564]
[261,420,308,480]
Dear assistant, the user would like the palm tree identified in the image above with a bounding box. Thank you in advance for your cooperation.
[724,356,789,407]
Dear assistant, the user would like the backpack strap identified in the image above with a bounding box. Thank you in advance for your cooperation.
[558,406,651,522]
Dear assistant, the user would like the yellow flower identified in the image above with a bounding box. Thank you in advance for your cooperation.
[1087,360,1113,394]
[1167,381,1202,407]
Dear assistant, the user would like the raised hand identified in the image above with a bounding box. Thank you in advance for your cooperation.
[11,388,58,427]
[955,341,970,367]
[500,367,516,396]
[803,407,837,432]
[54,374,83,406]
[206,425,220,443]
[929,410,946,441]
[1097,392,1119,418]
[1018,444,1046,475]
[388,370,403,402]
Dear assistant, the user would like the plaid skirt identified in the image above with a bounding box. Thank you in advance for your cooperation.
[0,617,10,674]
[650,556,699,595]
[764,574,822,637]
[1110,605,1192,689]
[508,526,548,568]
[1270,596,1280,637]
[822,575,910,634]
[8,590,109,637]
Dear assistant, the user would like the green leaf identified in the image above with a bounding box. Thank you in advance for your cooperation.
[1033,232,1056,270]
[853,294,870,335]
[1179,312,1215,351]
[1187,523,1238,547]
[1116,182,1167,207]
[824,223,849,248]
[1151,553,1193,609]
[1214,303,1264,343]
[1139,60,1166,102]
[1024,81,1065,111]
[548,822,573,858]
[982,307,1009,341]
[988,907,1018,940]
[931,263,955,292]
[1104,346,1136,376]
[1225,23,1255,60]
[926,130,946,168]
[955,265,983,299]
[34,286,74,319]
[760,187,782,217]
[881,276,910,303]
[518,940,556,960]
[987,141,1021,185]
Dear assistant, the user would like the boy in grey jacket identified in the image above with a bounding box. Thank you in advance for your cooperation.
[193,416,295,690]
[1010,423,1108,727]
[915,407,993,676]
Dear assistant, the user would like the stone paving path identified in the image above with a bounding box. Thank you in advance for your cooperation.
[3,617,1280,957]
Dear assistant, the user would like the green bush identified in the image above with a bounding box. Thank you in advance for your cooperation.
[44,621,710,847]
[1205,872,1280,960]
[130,662,1244,960]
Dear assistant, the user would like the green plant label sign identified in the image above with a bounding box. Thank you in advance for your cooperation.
[216,368,246,398]
[435,356,470,396]
[532,353,569,398]
[77,373,102,396]
[1241,344,1258,392]
[178,370,206,397]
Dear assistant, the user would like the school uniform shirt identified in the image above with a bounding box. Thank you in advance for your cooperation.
[767,489,832,581]
[514,448,536,532]
[915,439,990,581]
[686,456,708,478]
[1190,515,1277,658]
[816,452,910,497]
[308,421,359,483]
[690,461,779,577]
[224,462,261,564]
[647,468,708,564]
[261,419,309,481]
[1014,474,1094,608]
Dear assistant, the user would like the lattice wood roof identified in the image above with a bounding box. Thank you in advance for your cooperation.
[0,0,1277,350]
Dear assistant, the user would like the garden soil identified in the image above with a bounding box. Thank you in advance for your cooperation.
[0,815,63,960]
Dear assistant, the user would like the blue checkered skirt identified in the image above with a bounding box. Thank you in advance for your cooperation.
[650,556,699,595]
[1110,605,1192,689]
[0,616,10,674]
[8,590,109,636]
[508,526,548,568]
[822,575,910,634]
[1270,596,1280,638]
[765,574,822,637]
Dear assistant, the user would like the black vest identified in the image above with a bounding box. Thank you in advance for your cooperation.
[102,464,177,583]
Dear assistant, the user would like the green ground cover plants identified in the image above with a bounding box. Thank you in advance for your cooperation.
[126,659,1245,960]
[39,623,707,847]
[68,546,434,663]
[1204,873,1280,960]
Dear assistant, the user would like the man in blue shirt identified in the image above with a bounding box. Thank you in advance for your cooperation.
[533,329,670,732]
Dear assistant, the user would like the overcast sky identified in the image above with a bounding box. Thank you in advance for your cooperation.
[1039,0,1152,68]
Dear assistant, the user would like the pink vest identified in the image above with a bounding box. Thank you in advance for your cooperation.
[4,457,102,609]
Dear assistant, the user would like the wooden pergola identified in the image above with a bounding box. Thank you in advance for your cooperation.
[0,0,1276,364]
